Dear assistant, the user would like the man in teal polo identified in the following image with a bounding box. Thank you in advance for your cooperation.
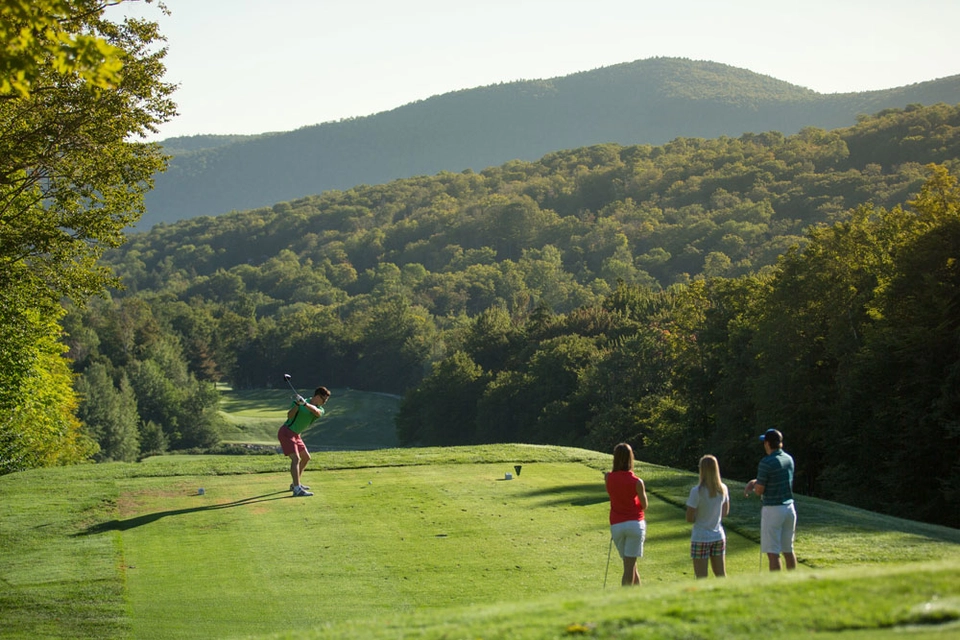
[745,428,797,570]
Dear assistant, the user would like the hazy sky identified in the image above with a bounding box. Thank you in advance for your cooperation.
[116,0,960,141]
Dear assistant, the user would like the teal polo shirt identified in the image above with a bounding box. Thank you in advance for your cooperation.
[757,448,795,506]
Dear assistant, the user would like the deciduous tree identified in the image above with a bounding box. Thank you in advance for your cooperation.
[1,0,124,98]
[0,0,175,472]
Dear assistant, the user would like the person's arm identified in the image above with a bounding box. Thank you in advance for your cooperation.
[722,494,731,517]
[752,458,772,497]
[745,476,767,497]
[287,394,309,420]
[292,395,325,418]
[636,478,649,511]
[745,478,766,497]
[685,486,698,522]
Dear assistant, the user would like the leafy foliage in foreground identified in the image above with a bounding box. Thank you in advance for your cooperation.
[0,0,176,474]
[0,0,124,98]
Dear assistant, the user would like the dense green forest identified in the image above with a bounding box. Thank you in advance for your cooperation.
[50,103,958,527]
[142,58,960,228]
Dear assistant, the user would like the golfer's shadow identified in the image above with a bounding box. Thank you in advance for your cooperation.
[74,491,289,536]
[520,483,609,507]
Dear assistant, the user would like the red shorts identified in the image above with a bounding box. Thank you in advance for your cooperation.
[277,425,307,456]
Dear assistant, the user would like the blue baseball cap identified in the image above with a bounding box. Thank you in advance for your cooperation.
[759,429,782,445]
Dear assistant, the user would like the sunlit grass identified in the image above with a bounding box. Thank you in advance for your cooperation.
[1,445,958,639]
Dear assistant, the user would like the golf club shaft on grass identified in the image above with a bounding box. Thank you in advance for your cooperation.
[603,537,613,589]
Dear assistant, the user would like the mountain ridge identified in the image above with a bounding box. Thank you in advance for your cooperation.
[143,57,960,228]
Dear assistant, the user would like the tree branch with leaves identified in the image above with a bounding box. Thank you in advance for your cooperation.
[0,0,176,472]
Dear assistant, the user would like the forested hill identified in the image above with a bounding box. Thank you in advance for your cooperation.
[120,103,960,297]
[141,57,960,228]
[80,104,960,526]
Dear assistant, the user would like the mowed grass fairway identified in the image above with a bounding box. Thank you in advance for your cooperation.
[217,386,401,450]
[2,445,959,639]
[118,461,772,638]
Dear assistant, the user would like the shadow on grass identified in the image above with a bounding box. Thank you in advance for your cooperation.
[519,482,699,509]
[73,491,289,536]
[519,483,609,507]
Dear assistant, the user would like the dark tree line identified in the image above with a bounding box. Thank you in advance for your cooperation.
[64,296,223,460]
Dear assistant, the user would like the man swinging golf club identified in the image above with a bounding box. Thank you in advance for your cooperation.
[278,381,331,497]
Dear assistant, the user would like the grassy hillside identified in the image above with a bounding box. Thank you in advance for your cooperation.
[1,445,958,638]
[216,386,400,450]
[141,57,960,227]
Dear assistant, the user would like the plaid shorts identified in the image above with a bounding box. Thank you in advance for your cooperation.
[690,539,726,559]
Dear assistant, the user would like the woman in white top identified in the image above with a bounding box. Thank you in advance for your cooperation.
[685,454,730,578]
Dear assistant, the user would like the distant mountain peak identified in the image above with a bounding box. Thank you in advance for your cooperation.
[144,58,960,229]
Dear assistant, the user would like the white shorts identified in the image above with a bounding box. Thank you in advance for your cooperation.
[761,504,797,554]
[610,520,646,559]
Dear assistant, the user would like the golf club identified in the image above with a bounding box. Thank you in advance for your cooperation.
[282,373,300,398]
[603,537,613,588]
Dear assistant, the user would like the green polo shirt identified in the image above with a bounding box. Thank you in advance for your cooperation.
[283,402,324,435]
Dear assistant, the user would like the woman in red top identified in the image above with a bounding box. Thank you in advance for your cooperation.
[604,442,649,586]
